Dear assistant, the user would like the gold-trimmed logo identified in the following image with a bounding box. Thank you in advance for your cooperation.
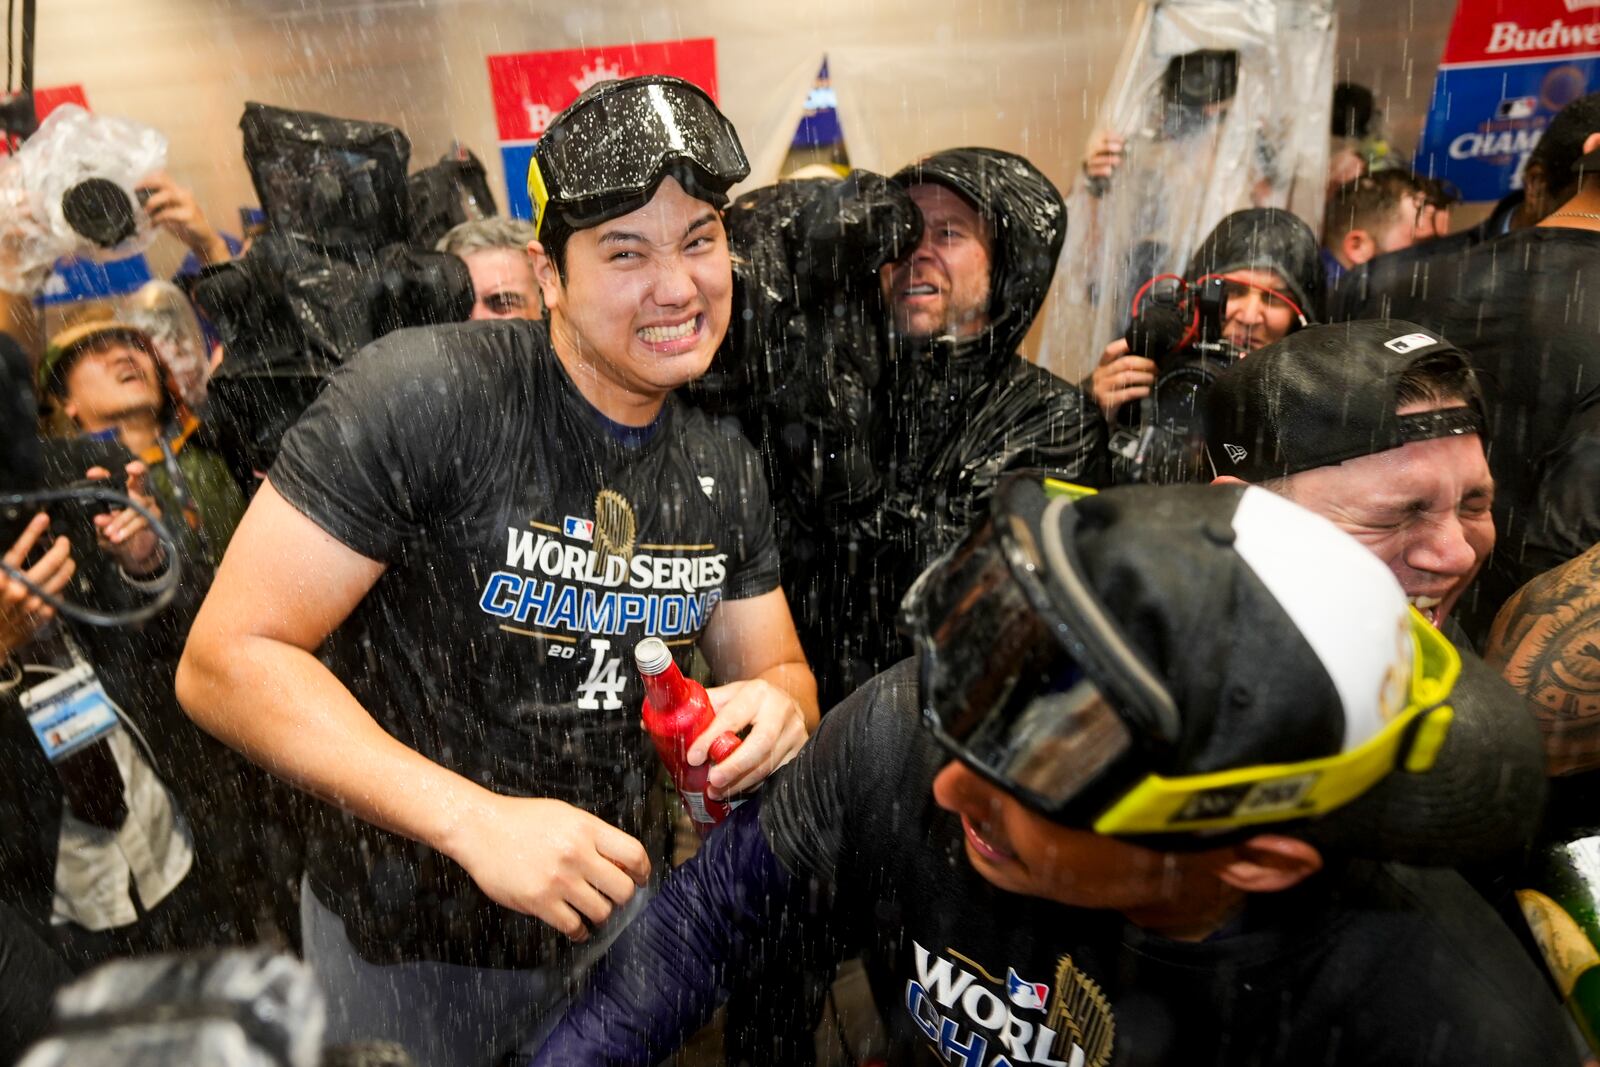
[1047,954,1115,1067]
[594,489,636,565]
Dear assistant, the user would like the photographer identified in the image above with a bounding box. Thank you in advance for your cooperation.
[38,307,245,572]
[1085,208,1319,489]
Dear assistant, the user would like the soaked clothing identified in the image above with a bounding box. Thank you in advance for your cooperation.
[270,318,780,968]
[701,154,1106,706]
[1363,227,1600,640]
[535,660,1576,1066]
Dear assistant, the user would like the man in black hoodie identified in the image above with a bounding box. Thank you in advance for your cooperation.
[1090,206,1321,430]
[708,149,1106,711]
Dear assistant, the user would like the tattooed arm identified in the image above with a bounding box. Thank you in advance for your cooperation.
[1486,543,1600,776]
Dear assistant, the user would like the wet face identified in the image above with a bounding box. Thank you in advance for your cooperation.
[535,177,732,419]
[1220,269,1298,352]
[881,183,994,340]
[462,247,541,320]
[60,337,164,432]
[1278,404,1495,627]
[930,760,1229,914]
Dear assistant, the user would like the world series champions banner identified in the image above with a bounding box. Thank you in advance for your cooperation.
[1416,0,1600,202]
[486,38,720,220]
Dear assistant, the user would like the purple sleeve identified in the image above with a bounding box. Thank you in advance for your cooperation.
[532,800,825,1065]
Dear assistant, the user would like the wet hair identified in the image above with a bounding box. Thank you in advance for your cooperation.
[435,217,538,257]
[1323,170,1422,247]
[1394,350,1484,413]
[1530,91,1600,197]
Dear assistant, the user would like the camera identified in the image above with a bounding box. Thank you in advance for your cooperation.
[1108,274,1244,484]
[190,103,474,478]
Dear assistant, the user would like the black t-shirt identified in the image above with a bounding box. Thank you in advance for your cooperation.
[1375,227,1600,639]
[271,319,780,967]
[760,660,1576,1066]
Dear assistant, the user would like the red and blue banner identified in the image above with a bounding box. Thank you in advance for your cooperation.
[486,38,720,220]
[1416,0,1600,201]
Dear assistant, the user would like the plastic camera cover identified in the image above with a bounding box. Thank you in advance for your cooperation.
[1035,0,1335,382]
[0,104,167,293]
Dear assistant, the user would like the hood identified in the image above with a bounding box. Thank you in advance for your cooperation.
[1186,207,1324,323]
[891,147,1067,360]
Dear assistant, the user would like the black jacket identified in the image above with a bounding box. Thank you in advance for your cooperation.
[698,151,1106,705]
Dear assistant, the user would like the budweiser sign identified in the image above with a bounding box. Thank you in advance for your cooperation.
[1486,19,1600,55]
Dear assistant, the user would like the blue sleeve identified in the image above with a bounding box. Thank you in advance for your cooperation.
[532,799,829,1066]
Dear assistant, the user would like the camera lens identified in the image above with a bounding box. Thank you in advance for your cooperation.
[62,178,139,248]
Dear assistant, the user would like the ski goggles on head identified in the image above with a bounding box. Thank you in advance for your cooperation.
[900,476,1463,836]
[528,76,750,238]
[900,478,1180,825]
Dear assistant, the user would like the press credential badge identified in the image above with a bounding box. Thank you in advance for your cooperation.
[20,661,120,762]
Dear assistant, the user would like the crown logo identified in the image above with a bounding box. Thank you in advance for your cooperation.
[571,58,627,95]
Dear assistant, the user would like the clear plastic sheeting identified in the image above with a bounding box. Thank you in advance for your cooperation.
[0,104,167,294]
[16,948,324,1067]
[122,280,212,412]
[1037,0,1335,383]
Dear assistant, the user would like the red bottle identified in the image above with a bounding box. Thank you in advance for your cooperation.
[635,637,742,836]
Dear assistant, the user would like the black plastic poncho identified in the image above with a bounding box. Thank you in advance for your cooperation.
[700,150,1107,705]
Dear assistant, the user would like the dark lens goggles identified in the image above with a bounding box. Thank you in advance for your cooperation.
[529,77,750,237]
[900,480,1156,821]
[900,476,1461,836]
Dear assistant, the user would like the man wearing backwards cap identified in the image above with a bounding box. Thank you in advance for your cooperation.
[1207,319,1493,636]
[535,479,1566,1065]
[178,76,818,1064]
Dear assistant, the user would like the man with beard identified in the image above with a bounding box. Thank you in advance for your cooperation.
[708,149,1106,710]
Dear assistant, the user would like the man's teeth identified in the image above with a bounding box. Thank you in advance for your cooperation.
[904,284,938,296]
[1408,595,1442,623]
[638,319,697,343]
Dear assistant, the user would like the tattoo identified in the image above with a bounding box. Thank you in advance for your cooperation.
[1487,543,1600,776]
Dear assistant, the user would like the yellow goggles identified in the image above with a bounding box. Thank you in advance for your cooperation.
[1093,607,1459,835]
[527,156,551,240]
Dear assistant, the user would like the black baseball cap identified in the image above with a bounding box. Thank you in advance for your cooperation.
[900,478,1544,862]
[1205,320,1486,483]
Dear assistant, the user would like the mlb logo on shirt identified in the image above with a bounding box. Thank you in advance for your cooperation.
[1006,967,1049,1010]
[564,516,595,542]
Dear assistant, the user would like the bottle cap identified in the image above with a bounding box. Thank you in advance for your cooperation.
[708,732,742,764]
[634,637,672,676]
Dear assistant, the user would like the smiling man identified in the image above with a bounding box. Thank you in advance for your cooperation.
[176,76,817,1066]
[1205,320,1492,635]
[534,480,1564,1066]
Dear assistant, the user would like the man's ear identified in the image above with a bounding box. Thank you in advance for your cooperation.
[1211,475,1250,488]
[1341,228,1376,267]
[1584,132,1600,159]
[528,240,563,314]
[1211,834,1323,894]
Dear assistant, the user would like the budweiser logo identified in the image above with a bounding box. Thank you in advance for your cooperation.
[1486,18,1600,54]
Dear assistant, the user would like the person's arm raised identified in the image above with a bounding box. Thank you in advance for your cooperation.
[176,481,650,940]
